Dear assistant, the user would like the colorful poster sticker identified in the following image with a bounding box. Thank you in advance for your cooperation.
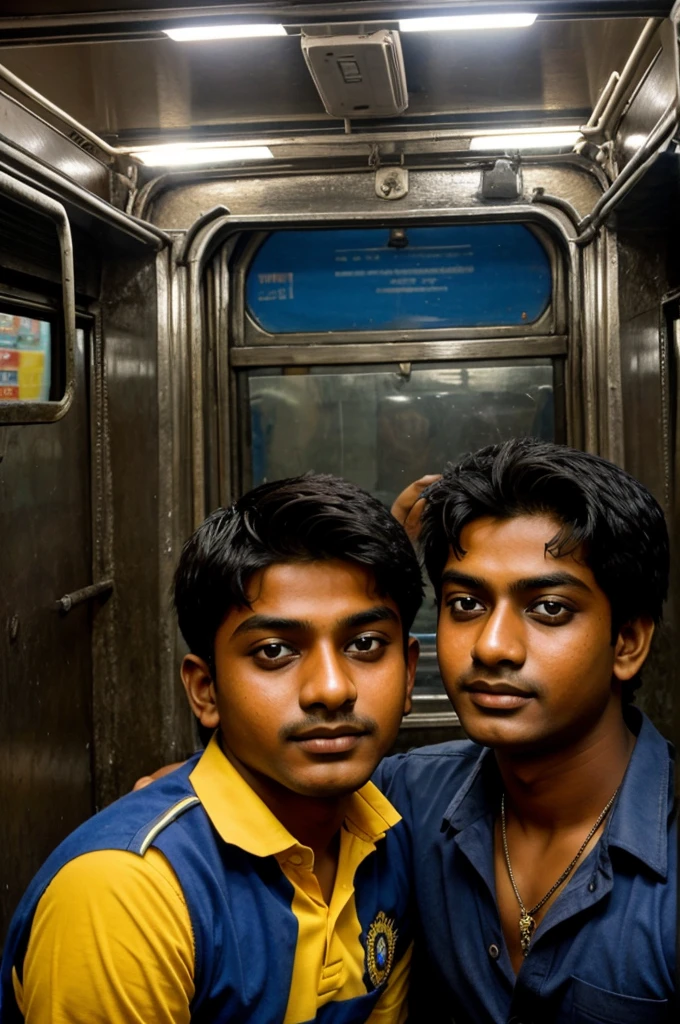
[0,314,51,401]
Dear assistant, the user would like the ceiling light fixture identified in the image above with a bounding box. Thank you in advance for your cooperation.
[164,24,286,41]
[130,144,275,166]
[399,14,537,32]
[470,131,582,150]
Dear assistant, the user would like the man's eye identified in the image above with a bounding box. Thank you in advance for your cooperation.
[346,635,385,655]
[531,600,573,623]
[449,596,484,615]
[253,642,296,663]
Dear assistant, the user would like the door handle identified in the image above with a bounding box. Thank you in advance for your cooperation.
[55,578,114,614]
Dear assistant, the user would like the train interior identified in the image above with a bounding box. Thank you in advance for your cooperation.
[0,0,679,945]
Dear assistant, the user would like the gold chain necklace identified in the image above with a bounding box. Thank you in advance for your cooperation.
[500,789,618,957]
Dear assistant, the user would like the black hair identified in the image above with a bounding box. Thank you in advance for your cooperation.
[175,473,423,670]
[420,439,669,701]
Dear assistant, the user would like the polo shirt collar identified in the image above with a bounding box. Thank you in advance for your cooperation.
[189,733,401,858]
[441,709,673,879]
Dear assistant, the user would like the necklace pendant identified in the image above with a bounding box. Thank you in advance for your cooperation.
[518,912,536,956]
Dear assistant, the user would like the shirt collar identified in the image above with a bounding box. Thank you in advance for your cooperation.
[441,709,674,879]
[605,708,674,879]
[189,733,401,857]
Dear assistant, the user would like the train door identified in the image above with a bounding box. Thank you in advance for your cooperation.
[0,184,100,934]
[202,220,566,740]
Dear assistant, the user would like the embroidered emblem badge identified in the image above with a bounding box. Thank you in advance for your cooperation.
[366,911,398,988]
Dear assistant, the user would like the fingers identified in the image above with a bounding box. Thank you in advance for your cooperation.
[131,762,186,792]
[132,775,154,792]
[391,475,441,543]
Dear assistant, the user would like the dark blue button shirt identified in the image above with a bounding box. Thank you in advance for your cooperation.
[375,710,676,1023]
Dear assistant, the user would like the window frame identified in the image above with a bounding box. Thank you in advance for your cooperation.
[237,221,564,347]
[0,172,76,425]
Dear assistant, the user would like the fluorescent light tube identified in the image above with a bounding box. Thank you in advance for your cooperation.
[131,144,274,166]
[470,131,582,150]
[164,24,286,41]
[399,14,537,32]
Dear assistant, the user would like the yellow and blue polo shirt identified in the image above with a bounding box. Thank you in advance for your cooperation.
[1,735,414,1023]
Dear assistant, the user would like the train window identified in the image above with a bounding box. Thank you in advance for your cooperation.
[0,310,56,402]
[248,361,555,497]
[245,225,552,335]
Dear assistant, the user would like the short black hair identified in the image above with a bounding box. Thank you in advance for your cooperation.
[421,439,669,692]
[175,474,423,669]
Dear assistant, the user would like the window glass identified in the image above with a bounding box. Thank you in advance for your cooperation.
[249,362,554,498]
[0,312,52,402]
[246,225,551,334]
[248,360,555,684]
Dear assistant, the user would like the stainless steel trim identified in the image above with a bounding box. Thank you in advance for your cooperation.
[0,3,665,32]
[244,319,557,348]
[400,711,461,729]
[229,337,567,368]
[0,167,75,424]
[0,61,123,160]
[0,141,172,251]
[180,202,575,538]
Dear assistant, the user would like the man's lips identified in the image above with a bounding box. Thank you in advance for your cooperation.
[462,680,536,710]
[288,724,370,754]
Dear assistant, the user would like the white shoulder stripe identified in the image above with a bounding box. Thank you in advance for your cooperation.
[138,796,201,855]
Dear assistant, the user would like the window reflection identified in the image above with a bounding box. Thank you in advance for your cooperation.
[249,362,554,504]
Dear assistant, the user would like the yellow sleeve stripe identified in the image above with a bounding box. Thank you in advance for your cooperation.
[132,796,201,856]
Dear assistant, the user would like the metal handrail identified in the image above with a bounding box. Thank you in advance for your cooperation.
[0,168,76,424]
[0,61,125,161]
[574,101,678,245]
[581,18,664,141]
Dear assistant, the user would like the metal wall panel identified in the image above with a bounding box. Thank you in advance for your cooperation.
[617,226,679,737]
[0,327,93,943]
[95,254,194,808]
[146,161,605,229]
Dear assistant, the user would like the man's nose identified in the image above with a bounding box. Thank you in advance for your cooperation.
[299,644,358,711]
[471,603,526,667]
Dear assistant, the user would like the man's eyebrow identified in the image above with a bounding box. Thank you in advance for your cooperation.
[230,615,311,638]
[440,569,592,594]
[510,572,593,594]
[230,606,399,638]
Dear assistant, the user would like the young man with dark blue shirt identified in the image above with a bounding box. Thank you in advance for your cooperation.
[380,439,676,1023]
[1,476,422,1023]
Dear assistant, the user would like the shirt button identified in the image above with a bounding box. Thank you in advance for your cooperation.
[588,881,596,892]
[289,854,303,866]
[488,943,500,960]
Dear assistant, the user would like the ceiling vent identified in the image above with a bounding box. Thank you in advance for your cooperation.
[301,29,408,119]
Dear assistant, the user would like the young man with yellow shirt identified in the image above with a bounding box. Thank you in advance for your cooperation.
[1,475,422,1024]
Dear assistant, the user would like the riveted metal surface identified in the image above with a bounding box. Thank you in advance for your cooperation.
[145,161,605,229]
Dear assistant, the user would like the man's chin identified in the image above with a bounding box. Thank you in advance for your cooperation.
[287,764,377,799]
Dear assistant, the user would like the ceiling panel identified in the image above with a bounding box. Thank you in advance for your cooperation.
[0,16,651,139]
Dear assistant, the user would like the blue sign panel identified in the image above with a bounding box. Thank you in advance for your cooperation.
[246,225,551,333]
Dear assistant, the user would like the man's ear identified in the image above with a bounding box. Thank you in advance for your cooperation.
[180,654,220,729]
[612,617,655,682]
[403,635,420,716]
